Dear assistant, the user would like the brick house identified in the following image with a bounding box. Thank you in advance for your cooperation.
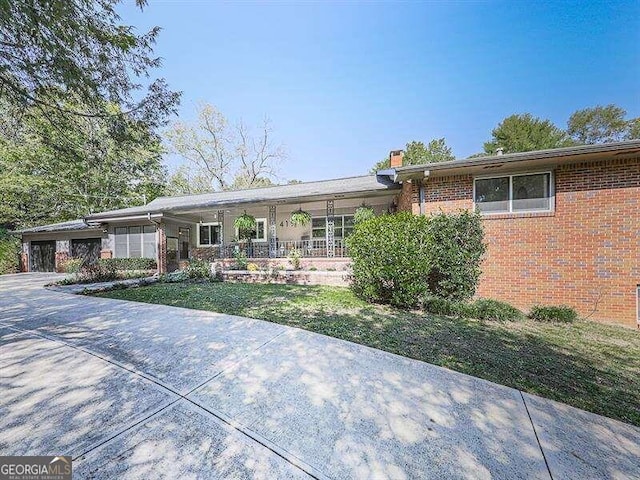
[382,140,640,328]
[18,140,640,327]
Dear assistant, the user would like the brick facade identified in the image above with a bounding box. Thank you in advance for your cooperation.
[54,251,69,273]
[410,157,640,327]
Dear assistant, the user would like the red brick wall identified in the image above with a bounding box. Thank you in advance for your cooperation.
[54,251,69,273]
[397,181,421,214]
[419,157,640,327]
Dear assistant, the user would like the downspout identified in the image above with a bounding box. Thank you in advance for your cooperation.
[420,170,430,216]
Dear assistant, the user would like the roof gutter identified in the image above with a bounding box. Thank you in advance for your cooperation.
[83,213,164,223]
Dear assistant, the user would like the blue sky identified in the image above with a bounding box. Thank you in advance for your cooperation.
[119,1,640,182]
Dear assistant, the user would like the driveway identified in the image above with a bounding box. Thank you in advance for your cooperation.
[1,273,638,479]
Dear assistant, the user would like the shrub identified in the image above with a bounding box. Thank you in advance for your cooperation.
[470,298,524,322]
[0,230,20,274]
[232,249,248,270]
[288,248,302,270]
[76,263,118,283]
[185,258,211,279]
[60,258,83,274]
[354,205,375,224]
[529,305,578,323]
[347,212,432,307]
[247,262,260,271]
[426,211,486,301]
[423,297,469,317]
[98,258,157,271]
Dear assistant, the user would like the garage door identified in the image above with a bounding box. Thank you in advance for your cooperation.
[71,238,102,266]
[31,241,56,272]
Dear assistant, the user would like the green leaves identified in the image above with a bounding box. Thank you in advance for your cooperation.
[347,211,486,308]
[567,105,638,144]
[483,114,573,155]
[290,209,312,227]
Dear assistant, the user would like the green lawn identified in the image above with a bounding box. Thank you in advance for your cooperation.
[97,281,640,427]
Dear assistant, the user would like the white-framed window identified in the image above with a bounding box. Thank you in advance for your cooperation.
[311,215,355,239]
[474,172,553,214]
[234,217,267,242]
[198,223,221,247]
[113,225,156,258]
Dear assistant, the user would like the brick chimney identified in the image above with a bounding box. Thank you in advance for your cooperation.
[389,150,404,168]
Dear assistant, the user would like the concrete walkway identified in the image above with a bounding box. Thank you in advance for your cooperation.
[0,273,638,479]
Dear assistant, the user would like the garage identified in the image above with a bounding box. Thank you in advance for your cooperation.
[30,240,56,272]
[71,238,102,266]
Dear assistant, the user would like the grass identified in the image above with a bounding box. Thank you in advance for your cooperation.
[96,281,640,427]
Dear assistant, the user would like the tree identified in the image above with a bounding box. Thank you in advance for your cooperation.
[567,105,639,144]
[0,0,180,129]
[369,138,455,172]
[165,103,285,193]
[483,114,573,155]
[0,99,166,228]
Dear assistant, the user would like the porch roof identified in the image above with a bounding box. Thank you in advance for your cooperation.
[85,174,398,221]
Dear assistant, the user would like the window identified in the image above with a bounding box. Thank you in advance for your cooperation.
[113,225,156,258]
[198,223,221,246]
[474,173,552,214]
[235,218,267,242]
[311,215,355,239]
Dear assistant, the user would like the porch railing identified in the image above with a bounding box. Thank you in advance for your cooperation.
[200,239,349,259]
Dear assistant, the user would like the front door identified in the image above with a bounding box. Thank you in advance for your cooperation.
[71,238,102,266]
[178,227,190,260]
[31,241,56,272]
[167,236,179,272]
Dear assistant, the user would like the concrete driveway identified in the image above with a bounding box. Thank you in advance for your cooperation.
[1,273,638,479]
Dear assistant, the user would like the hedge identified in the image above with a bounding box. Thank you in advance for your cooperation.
[346,210,485,308]
[98,257,157,271]
[0,228,20,275]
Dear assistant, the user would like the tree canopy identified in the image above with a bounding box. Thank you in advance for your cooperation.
[567,105,639,144]
[482,114,573,155]
[165,103,286,194]
[0,98,167,229]
[370,138,455,172]
[0,0,180,129]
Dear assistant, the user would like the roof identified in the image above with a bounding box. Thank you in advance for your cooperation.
[86,174,398,220]
[391,140,640,181]
[18,219,101,234]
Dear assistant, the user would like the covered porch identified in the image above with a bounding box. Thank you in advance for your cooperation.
[163,194,396,270]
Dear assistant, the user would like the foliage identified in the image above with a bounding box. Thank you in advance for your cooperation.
[346,212,433,307]
[98,257,157,271]
[529,305,578,323]
[482,114,574,155]
[99,281,640,427]
[234,211,257,241]
[185,258,211,279]
[353,205,375,224]
[290,209,312,227]
[247,262,260,271]
[470,299,524,322]
[426,211,486,301]
[370,138,455,172]
[0,228,20,274]
[0,0,179,129]
[232,249,248,270]
[567,105,639,144]
[0,100,167,228]
[75,263,118,283]
[423,297,468,317]
[288,248,302,270]
[60,258,84,274]
[165,103,285,193]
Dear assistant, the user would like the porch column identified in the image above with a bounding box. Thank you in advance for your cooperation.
[268,205,277,258]
[157,223,167,274]
[217,209,225,258]
[326,200,335,258]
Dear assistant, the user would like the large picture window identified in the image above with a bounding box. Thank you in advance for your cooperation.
[235,218,267,242]
[113,225,156,258]
[474,173,552,214]
[198,223,221,246]
[312,215,354,239]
